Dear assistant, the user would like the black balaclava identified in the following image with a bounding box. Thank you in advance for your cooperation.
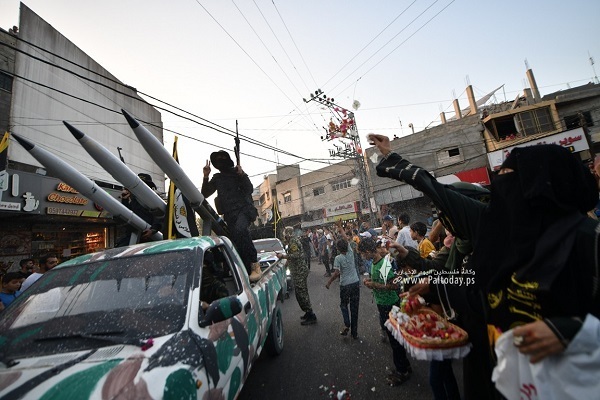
[138,173,157,190]
[210,151,234,172]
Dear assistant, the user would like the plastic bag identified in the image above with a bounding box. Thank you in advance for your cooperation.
[492,314,600,400]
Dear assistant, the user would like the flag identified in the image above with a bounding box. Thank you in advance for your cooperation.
[0,132,9,170]
[273,196,282,236]
[0,132,10,193]
[166,137,200,239]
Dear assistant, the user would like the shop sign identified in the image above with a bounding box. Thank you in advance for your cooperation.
[0,201,21,211]
[325,202,357,217]
[47,182,88,205]
[46,207,83,216]
[487,128,588,170]
[325,212,358,223]
[47,192,89,205]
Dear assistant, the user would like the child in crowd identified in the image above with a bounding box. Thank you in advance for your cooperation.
[0,272,24,308]
[359,237,412,386]
[326,237,360,339]
[410,221,436,259]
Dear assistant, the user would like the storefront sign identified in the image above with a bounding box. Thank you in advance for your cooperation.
[47,192,89,205]
[325,201,357,218]
[0,201,21,211]
[325,212,358,223]
[56,182,79,194]
[487,128,588,170]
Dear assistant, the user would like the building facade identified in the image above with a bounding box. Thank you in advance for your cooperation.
[0,4,164,270]
[365,70,600,227]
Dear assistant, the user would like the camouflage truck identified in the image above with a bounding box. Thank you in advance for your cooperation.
[0,236,286,399]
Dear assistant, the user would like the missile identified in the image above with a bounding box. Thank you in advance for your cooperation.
[121,109,229,237]
[63,121,166,217]
[11,133,162,242]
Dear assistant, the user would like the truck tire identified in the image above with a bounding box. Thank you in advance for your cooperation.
[265,303,284,356]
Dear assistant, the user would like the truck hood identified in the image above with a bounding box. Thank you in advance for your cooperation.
[0,330,218,399]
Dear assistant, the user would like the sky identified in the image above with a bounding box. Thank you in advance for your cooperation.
[1,0,600,189]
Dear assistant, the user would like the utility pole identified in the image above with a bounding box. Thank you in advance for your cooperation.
[304,89,377,228]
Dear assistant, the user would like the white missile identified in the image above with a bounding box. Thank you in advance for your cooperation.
[121,109,229,237]
[11,133,162,241]
[63,121,166,217]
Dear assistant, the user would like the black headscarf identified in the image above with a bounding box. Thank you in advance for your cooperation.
[472,144,598,292]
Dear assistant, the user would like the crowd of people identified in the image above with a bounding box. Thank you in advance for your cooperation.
[0,255,59,312]
[273,135,600,399]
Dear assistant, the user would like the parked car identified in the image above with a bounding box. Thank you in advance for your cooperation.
[253,238,293,296]
[0,236,286,399]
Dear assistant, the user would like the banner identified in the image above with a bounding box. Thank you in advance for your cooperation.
[166,137,199,239]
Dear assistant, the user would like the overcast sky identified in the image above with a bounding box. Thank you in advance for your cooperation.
[1,0,599,188]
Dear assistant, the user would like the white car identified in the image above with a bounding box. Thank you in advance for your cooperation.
[253,238,293,295]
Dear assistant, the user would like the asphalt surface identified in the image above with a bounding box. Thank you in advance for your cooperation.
[239,259,464,400]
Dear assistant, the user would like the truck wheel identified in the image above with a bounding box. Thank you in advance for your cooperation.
[265,303,284,356]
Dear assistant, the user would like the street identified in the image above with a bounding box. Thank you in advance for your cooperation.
[239,261,464,400]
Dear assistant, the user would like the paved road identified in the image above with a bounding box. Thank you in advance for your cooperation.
[239,260,464,400]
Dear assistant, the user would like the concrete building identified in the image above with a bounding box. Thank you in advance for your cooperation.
[365,70,600,225]
[0,4,163,267]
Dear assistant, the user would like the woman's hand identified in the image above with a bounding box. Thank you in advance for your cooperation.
[401,282,430,297]
[512,320,566,363]
[203,160,211,178]
[367,134,392,156]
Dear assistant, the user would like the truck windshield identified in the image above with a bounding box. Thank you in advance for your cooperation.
[0,251,195,360]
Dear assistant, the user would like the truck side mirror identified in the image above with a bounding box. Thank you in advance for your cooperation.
[199,295,243,328]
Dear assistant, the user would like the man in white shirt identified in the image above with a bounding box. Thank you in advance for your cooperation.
[20,254,59,292]
[396,213,418,249]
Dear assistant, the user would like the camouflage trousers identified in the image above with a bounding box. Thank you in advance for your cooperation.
[290,264,312,313]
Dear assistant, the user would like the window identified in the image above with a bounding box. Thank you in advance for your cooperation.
[259,193,268,205]
[436,147,464,167]
[201,245,242,303]
[0,72,13,92]
[514,108,555,136]
[313,187,325,196]
[332,179,352,191]
[283,192,292,203]
[564,111,594,130]
[486,107,556,141]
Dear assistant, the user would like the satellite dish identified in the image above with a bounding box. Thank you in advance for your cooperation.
[352,100,361,110]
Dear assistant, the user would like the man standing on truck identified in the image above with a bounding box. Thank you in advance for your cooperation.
[277,226,317,325]
[202,151,261,282]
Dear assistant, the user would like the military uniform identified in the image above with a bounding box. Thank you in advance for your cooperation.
[286,235,314,319]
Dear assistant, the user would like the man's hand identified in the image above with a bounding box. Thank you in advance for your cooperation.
[367,134,392,156]
[512,320,566,363]
[141,229,156,240]
[203,160,211,178]
[235,165,244,175]
[325,283,330,290]
[121,189,131,200]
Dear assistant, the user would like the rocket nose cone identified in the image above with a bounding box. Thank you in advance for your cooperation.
[11,133,34,151]
[121,109,139,129]
[63,121,85,140]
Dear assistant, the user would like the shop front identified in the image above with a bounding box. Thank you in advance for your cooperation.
[0,169,121,269]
